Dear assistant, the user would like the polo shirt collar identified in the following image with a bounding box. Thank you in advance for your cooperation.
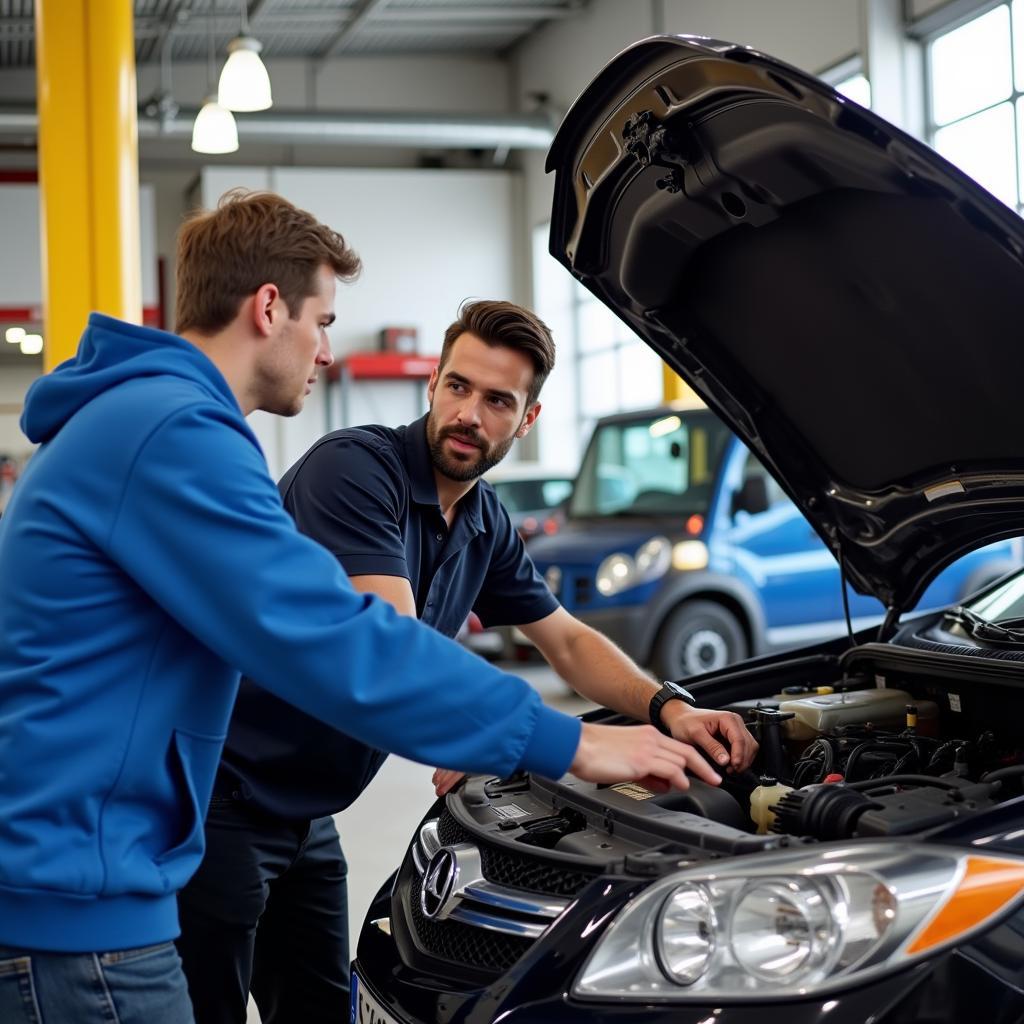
[404,414,487,534]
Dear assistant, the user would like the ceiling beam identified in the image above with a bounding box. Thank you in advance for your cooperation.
[319,0,391,60]
[375,3,581,21]
[137,1,194,67]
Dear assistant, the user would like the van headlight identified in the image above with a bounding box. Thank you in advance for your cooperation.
[573,843,1024,1002]
[544,565,562,594]
[596,537,671,596]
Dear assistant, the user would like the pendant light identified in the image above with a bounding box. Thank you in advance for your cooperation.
[192,3,239,154]
[218,0,273,112]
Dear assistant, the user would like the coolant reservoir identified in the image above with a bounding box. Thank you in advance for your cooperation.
[772,684,835,701]
[749,776,794,835]
[779,688,927,740]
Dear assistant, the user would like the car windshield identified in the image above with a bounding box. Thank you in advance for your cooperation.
[490,478,573,513]
[569,409,731,518]
[959,569,1024,624]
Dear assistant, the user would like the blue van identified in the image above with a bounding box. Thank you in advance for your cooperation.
[528,403,1021,679]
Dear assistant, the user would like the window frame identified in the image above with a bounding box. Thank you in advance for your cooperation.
[819,54,872,109]
[921,0,1024,213]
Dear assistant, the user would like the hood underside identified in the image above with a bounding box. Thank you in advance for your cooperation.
[546,36,1024,612]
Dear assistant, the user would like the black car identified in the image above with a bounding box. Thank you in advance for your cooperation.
[352,36,1024,1024]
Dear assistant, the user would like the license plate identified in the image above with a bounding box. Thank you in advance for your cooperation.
[351,971,401,1024]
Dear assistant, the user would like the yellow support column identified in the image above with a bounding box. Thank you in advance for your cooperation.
[35,0,141,372]
[662,364,698,405]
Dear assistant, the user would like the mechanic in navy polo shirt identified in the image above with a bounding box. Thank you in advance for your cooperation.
[175,300,758,1024]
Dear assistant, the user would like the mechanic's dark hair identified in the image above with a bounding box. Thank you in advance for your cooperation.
[175,188,361,334]
[439,300,555,406]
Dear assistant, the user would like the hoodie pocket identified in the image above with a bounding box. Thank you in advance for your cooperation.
[153,729,225,891]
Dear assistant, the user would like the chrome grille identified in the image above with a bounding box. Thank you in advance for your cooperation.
[436,810,601,897]
[411,819,571,939]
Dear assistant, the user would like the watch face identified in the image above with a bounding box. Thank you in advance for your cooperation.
[664,681,696,704]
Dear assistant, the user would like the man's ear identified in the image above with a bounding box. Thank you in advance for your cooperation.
[516,402,541,438]
[251,283,282,337]
[426,366,439,404]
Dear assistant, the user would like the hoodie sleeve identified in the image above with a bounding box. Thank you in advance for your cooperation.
[107,402,580,780]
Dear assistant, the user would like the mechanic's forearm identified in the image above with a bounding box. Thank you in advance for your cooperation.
[549,626,662,722]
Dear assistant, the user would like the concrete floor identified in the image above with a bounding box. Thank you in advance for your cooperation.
[245,661,594,1023]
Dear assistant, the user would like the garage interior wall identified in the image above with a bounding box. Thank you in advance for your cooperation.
[0,0,960,472]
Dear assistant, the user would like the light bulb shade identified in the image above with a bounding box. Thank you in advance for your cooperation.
[20,334,43,355]
[218,36,273,112]
[191,98,239,154]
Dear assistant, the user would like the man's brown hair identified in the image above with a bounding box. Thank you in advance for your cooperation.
[175,189,361,334]
[440,300,555,407]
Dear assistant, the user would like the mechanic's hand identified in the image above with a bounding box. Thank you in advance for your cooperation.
[661,704,758,773]
[432,768,465,797]
[569,722,722,792]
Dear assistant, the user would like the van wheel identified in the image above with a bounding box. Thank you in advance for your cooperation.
[651,600,747,680]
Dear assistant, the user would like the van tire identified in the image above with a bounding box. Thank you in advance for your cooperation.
[651,600,747,680]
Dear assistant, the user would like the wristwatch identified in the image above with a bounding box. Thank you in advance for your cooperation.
[649,680,697,735]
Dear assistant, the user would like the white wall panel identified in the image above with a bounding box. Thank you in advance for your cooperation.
[200,165,518,478]
[910,0,955,18]
[0,183,160,309]
[659,0,861,74]
[0,186,41,308]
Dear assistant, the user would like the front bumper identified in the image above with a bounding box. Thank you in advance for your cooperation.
[353,871,1024,1024]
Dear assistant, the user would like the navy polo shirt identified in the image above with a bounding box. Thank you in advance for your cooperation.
[215,415,559,820]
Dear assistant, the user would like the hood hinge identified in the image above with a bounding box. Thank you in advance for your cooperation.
[621,110,688,193]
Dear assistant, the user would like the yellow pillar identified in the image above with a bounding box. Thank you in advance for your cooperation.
[662,364,698,404]
[35,0,141,372]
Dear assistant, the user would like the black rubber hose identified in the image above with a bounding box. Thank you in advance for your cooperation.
[846,774,963,791]
[980,765,1024,785]
[845,742,913,781]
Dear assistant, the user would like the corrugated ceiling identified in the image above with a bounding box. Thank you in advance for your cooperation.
[0,0,584,68]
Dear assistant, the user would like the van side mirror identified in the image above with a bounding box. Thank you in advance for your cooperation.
[732,475,770,518]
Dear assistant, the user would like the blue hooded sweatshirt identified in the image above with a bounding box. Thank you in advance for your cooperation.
[0,313,580,953]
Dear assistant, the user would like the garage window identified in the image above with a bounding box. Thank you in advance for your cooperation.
[576,292,663,430]
[926,2,1024,212]
[532,223,662,462]
[820,55,872,109]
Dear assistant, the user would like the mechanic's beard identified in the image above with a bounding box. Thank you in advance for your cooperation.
[427,420,515,482]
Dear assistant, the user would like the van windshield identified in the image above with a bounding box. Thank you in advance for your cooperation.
[570,410,731,519]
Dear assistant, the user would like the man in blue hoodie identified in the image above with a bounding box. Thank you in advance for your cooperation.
[0,190,712,1024]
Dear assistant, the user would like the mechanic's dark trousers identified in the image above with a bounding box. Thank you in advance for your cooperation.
[176,798,349,1024]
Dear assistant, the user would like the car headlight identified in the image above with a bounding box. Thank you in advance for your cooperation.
[544,564,562,594]
[596,537,672,596]
[573,842,1024,1002]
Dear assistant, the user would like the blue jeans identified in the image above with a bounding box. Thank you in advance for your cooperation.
[0,941,194,1023]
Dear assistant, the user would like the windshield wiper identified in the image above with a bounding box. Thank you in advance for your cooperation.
[945,605,1024,645]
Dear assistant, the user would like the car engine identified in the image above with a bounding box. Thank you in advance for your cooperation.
[386,641,1024,982]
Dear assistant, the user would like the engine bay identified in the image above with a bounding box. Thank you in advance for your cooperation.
[446,641,1024,873]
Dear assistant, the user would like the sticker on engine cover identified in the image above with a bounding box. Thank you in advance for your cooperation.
[494,803,530,820]
[612,782,656,801]
[949,693,962,712]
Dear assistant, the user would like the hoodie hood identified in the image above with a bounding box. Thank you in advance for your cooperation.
[22,313,240,444]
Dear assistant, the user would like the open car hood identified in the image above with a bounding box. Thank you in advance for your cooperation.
[546,35,1024,613]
